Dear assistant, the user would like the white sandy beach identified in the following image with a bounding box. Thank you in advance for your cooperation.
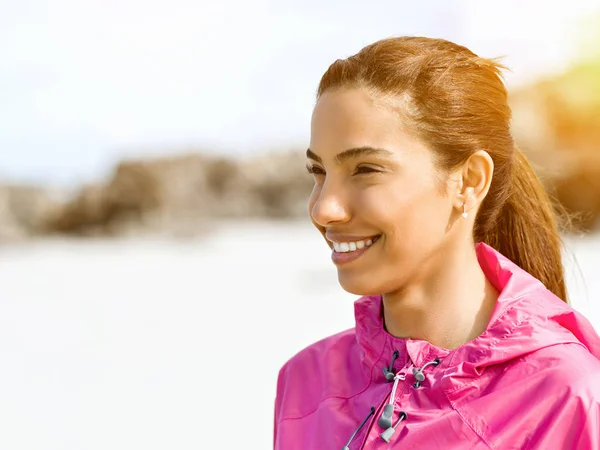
[0,219,598,449]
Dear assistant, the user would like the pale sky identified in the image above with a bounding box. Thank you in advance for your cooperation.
[1,0,599,186]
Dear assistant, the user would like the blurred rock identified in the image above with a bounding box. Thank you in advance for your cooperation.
[46,155,202,236]
[41,150,313,238]
[240,151,313,218]
[0,185,63,243]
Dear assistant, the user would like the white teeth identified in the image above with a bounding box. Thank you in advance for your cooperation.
[331,237,378,253]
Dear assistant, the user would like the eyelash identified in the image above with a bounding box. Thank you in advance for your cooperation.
[305,164,325,175]
[355,166,380,174]
[305,164,380,176]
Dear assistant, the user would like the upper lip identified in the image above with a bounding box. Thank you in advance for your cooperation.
[325,233,380,243]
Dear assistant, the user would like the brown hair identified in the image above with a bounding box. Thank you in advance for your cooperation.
[317,36,567,302]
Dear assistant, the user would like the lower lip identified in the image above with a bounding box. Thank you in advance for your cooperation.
[331,237,380,266]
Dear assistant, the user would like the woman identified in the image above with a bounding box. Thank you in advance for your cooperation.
[273,37,600,449]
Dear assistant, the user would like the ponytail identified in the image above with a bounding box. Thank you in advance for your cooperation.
[477,146,567,302]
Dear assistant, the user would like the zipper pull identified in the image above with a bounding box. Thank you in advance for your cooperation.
[377,372,405,428]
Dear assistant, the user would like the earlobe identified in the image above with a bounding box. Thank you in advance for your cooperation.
[454,182,475,207]
[459,188,476,219]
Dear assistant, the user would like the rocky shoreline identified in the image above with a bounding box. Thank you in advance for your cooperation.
[0,151,314,242]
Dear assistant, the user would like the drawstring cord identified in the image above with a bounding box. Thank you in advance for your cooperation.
[341,406,375,450]
[341,351,442,448]
[412,358,441,388]
[377,371,406,428]
[382,349,399,381]
[380,411,408,442]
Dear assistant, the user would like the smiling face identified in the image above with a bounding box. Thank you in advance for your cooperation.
[308,87,465,296]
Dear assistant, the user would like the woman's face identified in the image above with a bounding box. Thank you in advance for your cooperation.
[308,87,463,296]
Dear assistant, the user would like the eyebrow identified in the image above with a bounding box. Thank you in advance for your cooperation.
[306,146,394,164]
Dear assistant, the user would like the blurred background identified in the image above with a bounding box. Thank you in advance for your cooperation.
[1,1,600,449]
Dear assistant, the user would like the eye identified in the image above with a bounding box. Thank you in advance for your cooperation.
[305,163,325,175]
[354,165,380,175]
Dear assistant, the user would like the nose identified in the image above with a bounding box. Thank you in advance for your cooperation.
[309,180,351,227]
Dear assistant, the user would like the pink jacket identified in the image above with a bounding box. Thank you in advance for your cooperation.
[274,243,600,449]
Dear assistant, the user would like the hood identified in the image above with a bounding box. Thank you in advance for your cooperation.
[354,242,600,376]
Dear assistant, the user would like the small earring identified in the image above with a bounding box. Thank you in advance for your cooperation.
[461,204,469,219]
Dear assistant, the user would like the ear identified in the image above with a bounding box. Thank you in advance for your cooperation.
[453,150,494,214]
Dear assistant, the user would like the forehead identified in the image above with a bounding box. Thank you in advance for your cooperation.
[310,87,422,158]
[312,87,394,130]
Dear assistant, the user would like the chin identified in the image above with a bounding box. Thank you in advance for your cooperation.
[337,272,382,297]
[337,267,407,297]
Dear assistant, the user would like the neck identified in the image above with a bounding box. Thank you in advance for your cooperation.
[382,242,498,350]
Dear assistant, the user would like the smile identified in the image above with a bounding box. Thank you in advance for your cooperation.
[332,237,375,253]
[329,235,381,265]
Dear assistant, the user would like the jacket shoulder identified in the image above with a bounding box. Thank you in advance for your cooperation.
[277,327,358,391]
[275,328,363,421]
[280,328,357,371]
[525,341,600,396]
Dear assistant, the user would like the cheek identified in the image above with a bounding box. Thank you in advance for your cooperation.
[375,183,449,240]
[370,181,419,217]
